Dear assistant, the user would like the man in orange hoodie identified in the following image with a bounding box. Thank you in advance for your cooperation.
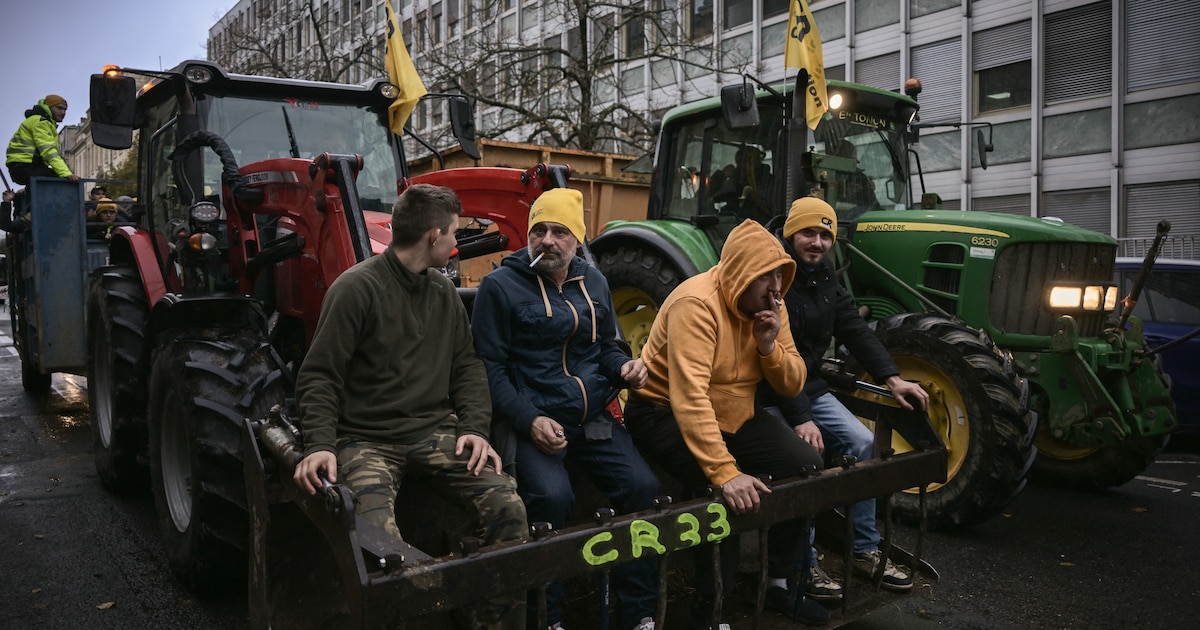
[625,219,827,627]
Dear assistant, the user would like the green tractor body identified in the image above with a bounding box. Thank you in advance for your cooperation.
[592,78,1176,528]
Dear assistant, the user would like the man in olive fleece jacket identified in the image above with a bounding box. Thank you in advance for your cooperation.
[294,184,527,629]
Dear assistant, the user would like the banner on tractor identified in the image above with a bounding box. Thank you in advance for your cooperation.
[384,0,427,135]
[785,0,828,130]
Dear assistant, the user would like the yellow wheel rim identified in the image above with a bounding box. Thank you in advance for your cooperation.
[1034,427,1097,461]
[612,287,660,360]
[854,354,970,492]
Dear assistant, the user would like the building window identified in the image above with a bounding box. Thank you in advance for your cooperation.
[622,64,646,95]
[855,0,900,33]
[623,7,646,58]
[1125,94,1200,150]
[1044,1,1111,104]
[1043,108,1111,159]
[973,21,1032,114]
[911,0,959,19]
[719,32,753,70]
[855,52,900,91]
[684,47,709,79]
[972,119,1030,167]
[911,38,961,123]
[689,0,713,39]
[813,4,845,42]
[1042,188,1110,234]
[1126,0,1200,92]
[762,0,788,18]
[762,20,787,58]
[917,130,961,172]
[651,58,676,89]
[724,0,752,29]
[977,61,1031,113]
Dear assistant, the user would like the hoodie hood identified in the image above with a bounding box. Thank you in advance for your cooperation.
[716,220,796,317]
[24,101,54,122]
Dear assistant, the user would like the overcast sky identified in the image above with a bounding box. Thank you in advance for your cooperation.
[1,0,233,188]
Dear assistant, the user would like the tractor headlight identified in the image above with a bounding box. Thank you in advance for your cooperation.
[190,201,220,224]
[380,82,400,99]
[1046,283,1120,313]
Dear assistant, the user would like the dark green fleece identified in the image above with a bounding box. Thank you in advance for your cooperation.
[297,250,491,455]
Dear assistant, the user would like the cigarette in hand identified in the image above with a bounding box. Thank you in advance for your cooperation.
[554,429,565,437]
[529,252,544,267]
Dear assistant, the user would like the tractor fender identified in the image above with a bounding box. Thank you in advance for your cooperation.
[107,226,172,305]
[147,294,270,348]
[590,222,709,278]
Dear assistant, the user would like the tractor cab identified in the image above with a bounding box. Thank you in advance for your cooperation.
[649,79,919,251]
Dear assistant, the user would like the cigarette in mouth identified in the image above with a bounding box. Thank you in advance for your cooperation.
[529,252,544,267]
[775,297,783,308]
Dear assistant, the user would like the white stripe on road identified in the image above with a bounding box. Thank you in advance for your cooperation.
[1135,476,1187,486]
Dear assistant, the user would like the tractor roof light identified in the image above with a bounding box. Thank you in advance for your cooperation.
[379,82,400,99]
[184,65,214,84]
[828,91,845,110]
[102,64,122,77]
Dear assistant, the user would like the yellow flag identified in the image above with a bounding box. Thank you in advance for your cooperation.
[384,0,427,135]
[784,0,828,130]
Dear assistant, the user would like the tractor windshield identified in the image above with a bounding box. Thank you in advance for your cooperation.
[658,85,911,229]
[198,94,399,212]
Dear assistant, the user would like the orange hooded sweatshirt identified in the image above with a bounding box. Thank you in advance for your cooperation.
[635,220,807,485]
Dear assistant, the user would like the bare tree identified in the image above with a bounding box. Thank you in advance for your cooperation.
[210,0,384,83]
[415,0,729,154]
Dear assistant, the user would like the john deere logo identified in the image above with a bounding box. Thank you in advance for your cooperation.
[821,217,833,228]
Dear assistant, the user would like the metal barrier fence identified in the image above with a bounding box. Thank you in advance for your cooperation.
[1119,235,1198,260]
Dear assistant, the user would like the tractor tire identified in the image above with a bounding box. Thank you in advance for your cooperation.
[147,328,286,593]
[87,265,150,493]
[863,313,1036,529]
[596,246,684,358]
[1031,356,1173,489]
[1033,433,1169,490]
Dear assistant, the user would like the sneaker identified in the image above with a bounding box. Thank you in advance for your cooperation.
[853,550,913,591]
[805,564,843,600]
[765,586,830,627]
[631,617,655,630]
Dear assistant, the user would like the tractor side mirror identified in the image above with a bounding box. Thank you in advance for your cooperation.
[89,72,136,150]
[450,96,481,161]
[720,83,760,130]
[976,127,994,170]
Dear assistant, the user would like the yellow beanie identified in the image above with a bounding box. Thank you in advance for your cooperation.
[783,197,838,240]
[528,188,586,242]
[43,94,66,108]
[95,198,118,213]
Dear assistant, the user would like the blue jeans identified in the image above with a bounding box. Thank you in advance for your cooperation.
[810,392,881,555]
[514,415,659,630]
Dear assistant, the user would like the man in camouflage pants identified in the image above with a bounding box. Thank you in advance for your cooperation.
[294,184,528,629]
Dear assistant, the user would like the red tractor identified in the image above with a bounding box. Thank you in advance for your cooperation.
[86,60,561,588]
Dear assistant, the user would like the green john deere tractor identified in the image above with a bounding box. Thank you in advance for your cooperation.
[591,76,1176,529]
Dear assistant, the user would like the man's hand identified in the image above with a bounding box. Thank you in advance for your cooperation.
[620,358,648,389]
[66,174,81,182]
[530,415,567,455]
[887,376,930,411]
[720,473,771,514]
[293,451,337,495]
[793,421,824,455]
[2,190,14,203]
[752,299,782,356]
[456,434,502,475]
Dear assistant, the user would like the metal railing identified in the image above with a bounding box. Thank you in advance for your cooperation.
[1119,235,1198,260]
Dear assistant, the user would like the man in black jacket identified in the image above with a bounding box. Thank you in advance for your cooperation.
[765,197,929,598]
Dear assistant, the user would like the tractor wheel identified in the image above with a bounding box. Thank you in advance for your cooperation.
[861,313,1036,529]
[87,265,150,493]
[1031,357,1173,489]
[596,246,683,359]
[1033,432,1169,490]
[147,328,286,592]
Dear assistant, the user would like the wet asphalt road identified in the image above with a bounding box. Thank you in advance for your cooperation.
[0,313,1197,629]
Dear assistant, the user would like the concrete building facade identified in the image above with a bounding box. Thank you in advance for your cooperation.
[207,0,1199,254]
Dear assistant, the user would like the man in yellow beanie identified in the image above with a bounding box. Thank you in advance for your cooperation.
[472,187,661,630]
[762,196,929,599]
[6,94,80,185]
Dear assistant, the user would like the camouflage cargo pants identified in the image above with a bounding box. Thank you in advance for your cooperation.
[337,419,528,629]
